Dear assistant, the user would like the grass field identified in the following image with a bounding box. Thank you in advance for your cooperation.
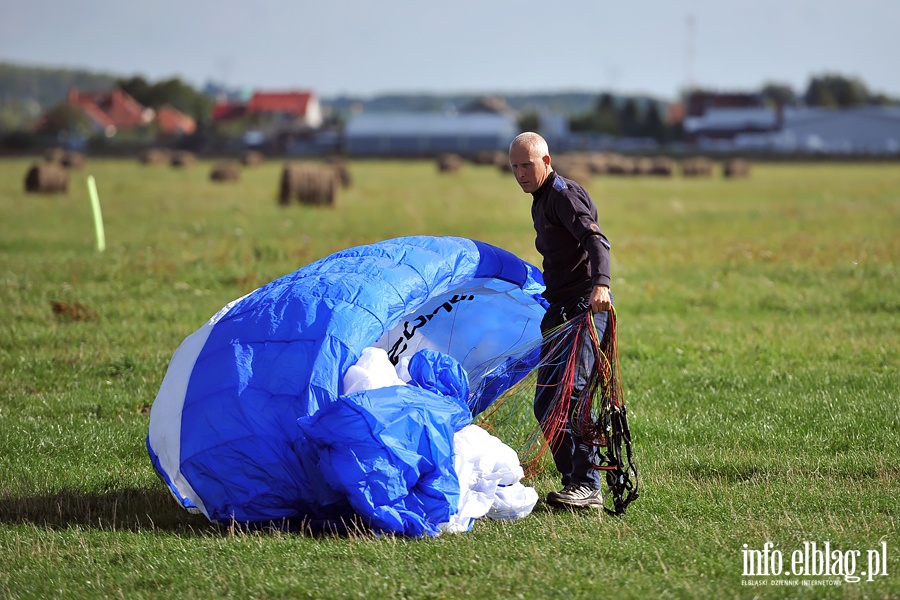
[0,156,898,599]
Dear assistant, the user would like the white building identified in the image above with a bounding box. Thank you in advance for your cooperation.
[687,105,900,154]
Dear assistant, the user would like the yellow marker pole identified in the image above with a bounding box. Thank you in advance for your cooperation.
[86,175,106,252]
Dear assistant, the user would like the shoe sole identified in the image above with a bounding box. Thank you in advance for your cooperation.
[546,494,603,509]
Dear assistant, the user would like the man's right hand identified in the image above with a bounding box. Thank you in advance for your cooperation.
[589,285,611,314]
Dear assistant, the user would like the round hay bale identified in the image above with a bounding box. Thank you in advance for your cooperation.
[632,157,655,176]
[43,147,66,163]
[495,152,512,173]
[681,156,715,177]
[586,153,612,175]
[436,153,463,173]
[210,161,241,183]
[61,151,86,169]
[240,150,265,167]
[324,157,352,188]
[723,158,751,178]
[170,150,196,168]
[24,163,69,194]
[552,155,592,185]
[470,150,501,166]
[649,156,676,177]
[606,154,637,176]
[140,148,171,165]
[279,162,339,207]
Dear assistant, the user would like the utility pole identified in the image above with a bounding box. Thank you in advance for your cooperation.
[685,14,696,91]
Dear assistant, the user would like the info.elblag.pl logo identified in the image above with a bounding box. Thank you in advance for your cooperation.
[742,541,889,584]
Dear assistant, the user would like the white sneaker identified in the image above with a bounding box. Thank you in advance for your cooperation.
[546,484,603,509]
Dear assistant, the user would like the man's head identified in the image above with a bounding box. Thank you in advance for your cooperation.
[509,132,552,194]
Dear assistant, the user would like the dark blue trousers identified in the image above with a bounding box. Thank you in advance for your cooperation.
[534,296,609,489]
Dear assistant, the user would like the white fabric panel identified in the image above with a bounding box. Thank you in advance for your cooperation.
[147,294,249,517]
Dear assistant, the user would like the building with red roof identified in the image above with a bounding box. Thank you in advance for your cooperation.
[156,104,197,136]
[213,90,323,129]
[66,87,154,136]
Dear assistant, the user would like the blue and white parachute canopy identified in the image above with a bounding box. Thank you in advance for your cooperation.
[147,236,547,534]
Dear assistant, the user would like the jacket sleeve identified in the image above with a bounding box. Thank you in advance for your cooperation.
[554,189,611,288]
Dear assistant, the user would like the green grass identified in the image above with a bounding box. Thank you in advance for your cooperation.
[1,156,898,598]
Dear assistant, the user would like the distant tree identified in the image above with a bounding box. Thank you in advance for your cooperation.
[868,92,900,106]
[760,82,798,107]
[0,129,39,150]
[804,79,838,107]
[118,76,152,105]
[118,76,214,125]
[568,112,602,133]
[618,98,643,137]
[517,111,540,133]
[35,103,90,136]
[321,111,346,130]
[643,104,667,143]
[668,119,685,143]
[0,62,119,112]
[804,74,869,108]
[594,94,620,135]
[569,93,619,135]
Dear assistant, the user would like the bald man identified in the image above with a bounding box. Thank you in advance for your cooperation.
[509,132,612,509]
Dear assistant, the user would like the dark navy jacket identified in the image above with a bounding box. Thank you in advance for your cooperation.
[530,171,611,304]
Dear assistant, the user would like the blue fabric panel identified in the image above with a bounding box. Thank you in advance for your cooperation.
[407,349,469,407]
[471,239,547,307]
[297,384,471,537]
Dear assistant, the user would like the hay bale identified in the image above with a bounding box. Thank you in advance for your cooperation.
[723,158,751,178]
[170,150,196,168]
[61,151,86,169]
[681,156,715,177]
[24,163,69,194]
[495,152,512,173]
[552,155,592,185]
[240,150,265,167]
[649,156,676,177]
[279,162,339,207]
[436,153,464,173]
[210,161,241,183]
[586,153,613,175]
[324,157,353,188]
[632,157,655,176]
[140,148,171,165]
[470,150,503,166]
[43,147,66,163]
[606,154,637,176]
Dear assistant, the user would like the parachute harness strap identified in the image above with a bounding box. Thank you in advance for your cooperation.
[576,307,639,516]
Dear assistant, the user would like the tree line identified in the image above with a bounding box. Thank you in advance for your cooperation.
[553,74,899,143]
[1,61,897,147]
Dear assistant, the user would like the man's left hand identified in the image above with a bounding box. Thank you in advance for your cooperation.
[590,285,611,314]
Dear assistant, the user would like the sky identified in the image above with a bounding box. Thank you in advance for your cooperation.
[2,0,899,101]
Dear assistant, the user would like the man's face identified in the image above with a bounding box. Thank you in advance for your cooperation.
[509,143,550,194]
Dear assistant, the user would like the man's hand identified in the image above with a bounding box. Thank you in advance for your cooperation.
[590,285,611,314]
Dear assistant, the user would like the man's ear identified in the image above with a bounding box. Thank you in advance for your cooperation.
[543,154,551,167]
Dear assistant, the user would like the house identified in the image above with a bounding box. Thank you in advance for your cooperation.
[682,91,779,144]
[343,112,518,157]
[683,106,780,143]
[66,87,154,136]
[155,104,197,136]
[213,90,323,129]
[685,91,764,117]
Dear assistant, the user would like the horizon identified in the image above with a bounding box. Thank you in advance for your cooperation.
[3,58,887,105]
